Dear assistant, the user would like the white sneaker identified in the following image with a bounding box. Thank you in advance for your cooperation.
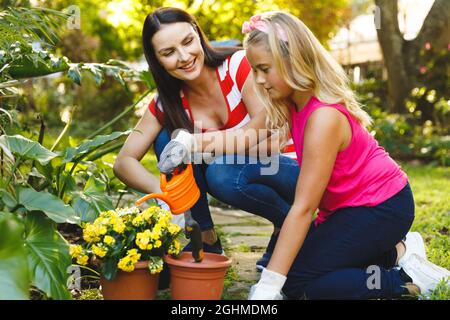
[401,253,450,297]
[398,232,427,267]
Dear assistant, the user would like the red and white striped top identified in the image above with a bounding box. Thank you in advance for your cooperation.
[148,50,296,159]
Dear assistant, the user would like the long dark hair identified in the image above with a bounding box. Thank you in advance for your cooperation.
[142,7,241,133]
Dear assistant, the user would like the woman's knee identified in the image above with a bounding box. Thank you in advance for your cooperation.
[205,157,242,200]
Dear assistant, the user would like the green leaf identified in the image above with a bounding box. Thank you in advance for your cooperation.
[17,187,80,224]
[102,257,119,281]
[8,55,69,78]
[0,135,57,165]
[67,64,82,86]
[0,188,18,208]
[24,213,72,300]
[72,176,113,222]
[0,212,29,300]
[61,130,131,164]
[83,64,104,86]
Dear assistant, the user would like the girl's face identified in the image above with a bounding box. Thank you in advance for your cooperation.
[152,22,205,81]
[246,43,293,100]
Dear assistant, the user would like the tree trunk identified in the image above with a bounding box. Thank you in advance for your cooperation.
[374,0,450,114]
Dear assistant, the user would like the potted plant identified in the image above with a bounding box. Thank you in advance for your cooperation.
[70,205,182,300]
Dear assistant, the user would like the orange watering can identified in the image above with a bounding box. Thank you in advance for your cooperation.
[135,163,204,262]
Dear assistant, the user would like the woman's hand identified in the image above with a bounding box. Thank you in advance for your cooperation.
[157,129,195,173]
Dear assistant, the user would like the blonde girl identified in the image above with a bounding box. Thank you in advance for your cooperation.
[243,11,449,300]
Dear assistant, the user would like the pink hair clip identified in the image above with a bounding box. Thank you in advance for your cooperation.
[242,14,288,42]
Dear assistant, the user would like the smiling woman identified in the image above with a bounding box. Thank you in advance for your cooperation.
[113,7,301,284]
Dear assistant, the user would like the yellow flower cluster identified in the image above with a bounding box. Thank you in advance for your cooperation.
[168,239,181,255]
[118,249,141,272]
[148,257,164,274]
[92,244,108,258]
[82,210,126,244]
[69,244,89,265]
[73,205,183,276]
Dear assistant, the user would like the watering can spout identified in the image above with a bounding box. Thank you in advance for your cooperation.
[135,192,171,209]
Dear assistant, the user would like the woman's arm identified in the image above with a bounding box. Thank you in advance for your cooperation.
[267,107,350,275]
[113,108,163,194]
[193,72,277,155]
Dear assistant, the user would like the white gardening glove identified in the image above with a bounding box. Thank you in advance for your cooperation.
[157,129,196,174]
[156,199,185,229]
[248,268,286,300]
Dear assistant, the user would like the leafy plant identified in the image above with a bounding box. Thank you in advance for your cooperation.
[0,129,131,299]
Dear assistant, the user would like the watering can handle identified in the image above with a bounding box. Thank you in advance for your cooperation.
[135,192,172,208]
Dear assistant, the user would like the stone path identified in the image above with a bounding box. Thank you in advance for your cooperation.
[210,206,274,300]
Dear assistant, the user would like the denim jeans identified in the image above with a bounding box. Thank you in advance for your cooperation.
[282,183,415,300]
[153,129,300,230]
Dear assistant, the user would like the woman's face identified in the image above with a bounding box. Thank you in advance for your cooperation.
[151,22,205,81]
[246,43,293,101]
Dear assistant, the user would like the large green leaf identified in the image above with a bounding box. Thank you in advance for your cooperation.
[61,130,130,164]
[17,187,80,224]
[0,135,57,165]
[0,212,29,300]
[24,214,72,300]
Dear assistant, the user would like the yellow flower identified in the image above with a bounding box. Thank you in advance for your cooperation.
[127,249,141,261]
[132,215,144,227]
[69,244,83,258]
[154,240,162,248]
[113,219,126,234]
[76,255,89,266]
[118,256,134,272]
[103,235,115,246]
[168,239,181,255]
[92,244,108,258]
[148,257,164,274]
[168,223,181,235]
[136,230,151,250]
[83,224,101,243]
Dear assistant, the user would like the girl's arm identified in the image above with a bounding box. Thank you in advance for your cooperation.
[113,108,163,194]
[267,107,350,275]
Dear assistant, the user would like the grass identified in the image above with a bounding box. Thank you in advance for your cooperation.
[402,163,449,270]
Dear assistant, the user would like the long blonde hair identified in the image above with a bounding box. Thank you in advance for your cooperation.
[243,11,372,147]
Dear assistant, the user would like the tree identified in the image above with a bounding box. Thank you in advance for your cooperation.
[375,0,450,113]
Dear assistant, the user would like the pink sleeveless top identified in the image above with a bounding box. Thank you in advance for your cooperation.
[290,96,408,225]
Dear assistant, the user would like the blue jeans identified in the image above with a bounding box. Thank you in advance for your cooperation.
[282,183,415,299]
[153,129,300,230]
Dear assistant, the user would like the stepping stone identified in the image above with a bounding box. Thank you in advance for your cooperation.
[229,252,262,282]
[211,207,272,226]
[221,225,274,236]
[226,235,270,250]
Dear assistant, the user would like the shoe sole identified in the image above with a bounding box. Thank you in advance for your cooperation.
[407,232,427,259]
[399,232,427,267]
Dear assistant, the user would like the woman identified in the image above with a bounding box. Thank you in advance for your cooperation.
[113,7,299,270]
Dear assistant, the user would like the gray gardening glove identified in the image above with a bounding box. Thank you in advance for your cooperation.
[157,129,195,174]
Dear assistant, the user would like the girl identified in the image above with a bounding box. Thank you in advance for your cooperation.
[114,7,299,270]
[240,11,449,299]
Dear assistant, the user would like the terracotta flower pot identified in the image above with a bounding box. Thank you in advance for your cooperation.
[100,261,159,300]
[165,252,232,300]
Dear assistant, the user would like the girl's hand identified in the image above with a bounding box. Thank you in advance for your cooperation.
[248,268,286,300]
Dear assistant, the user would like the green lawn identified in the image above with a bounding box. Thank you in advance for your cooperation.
[401,164,449,270]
